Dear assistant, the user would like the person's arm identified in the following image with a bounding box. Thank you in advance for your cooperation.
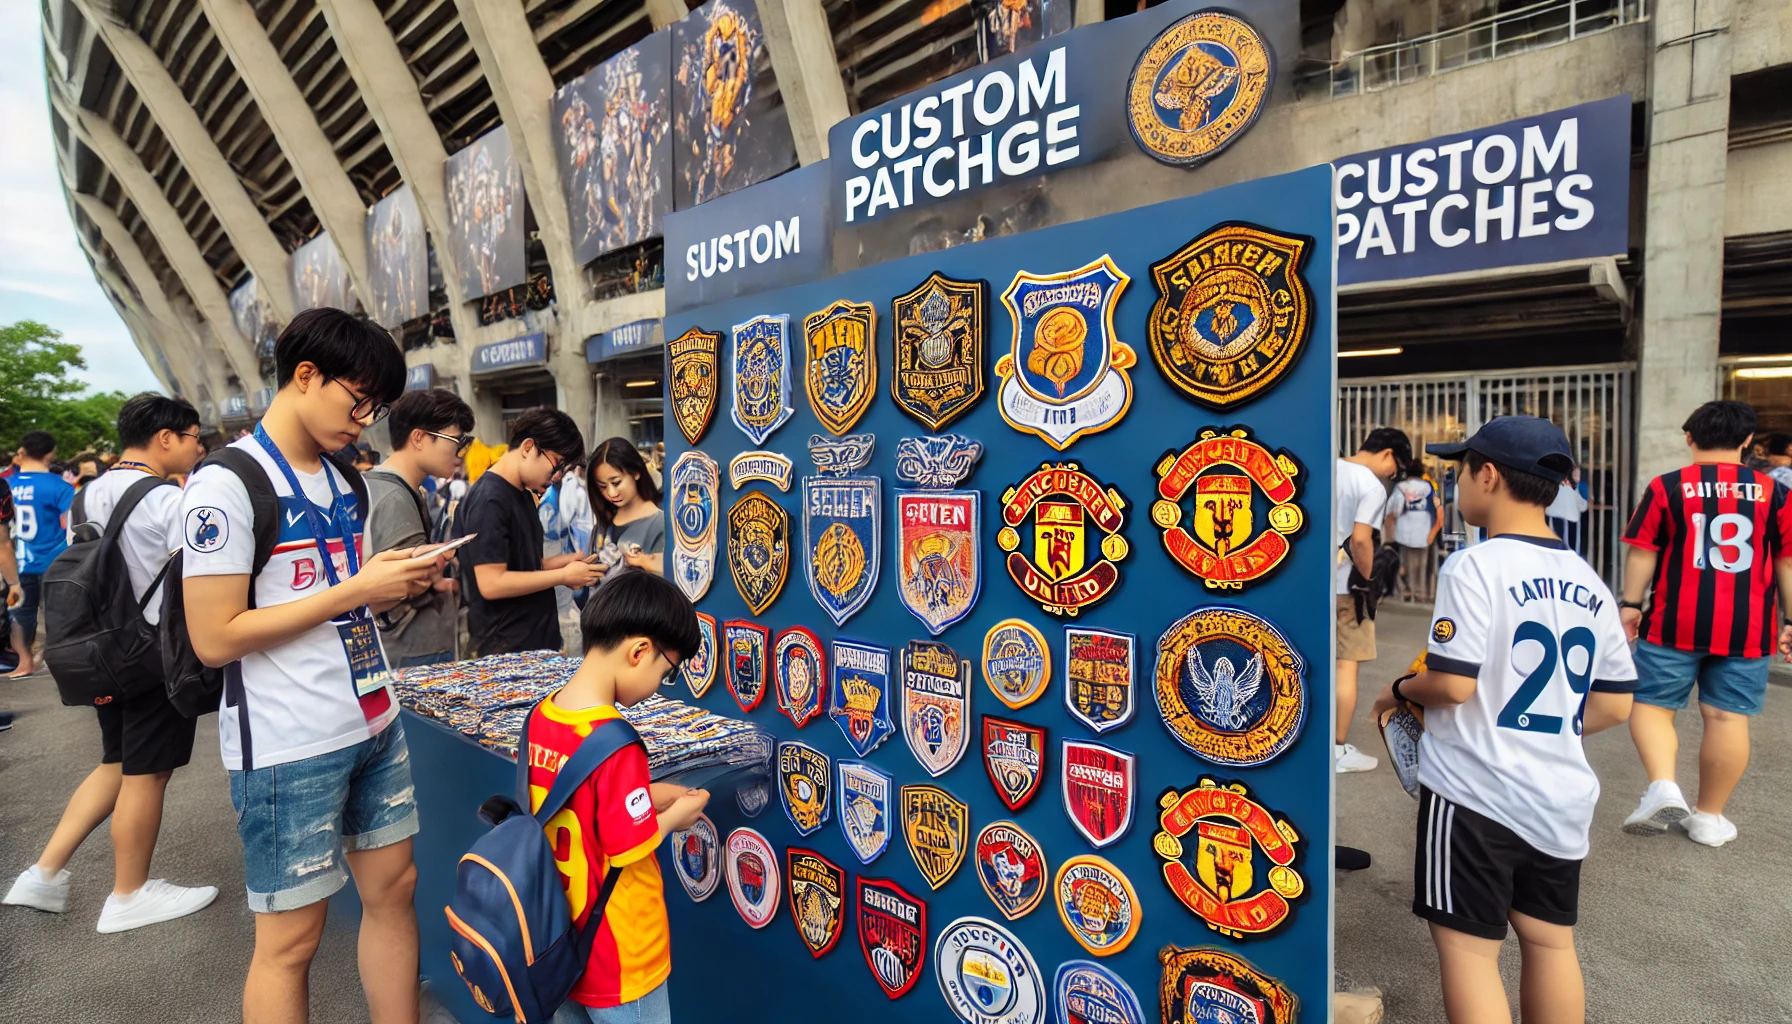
[1618,481,1668,639]
[656,788,710,835]
[1776,556,1792,659]
[0,529,16,590]
[1581,691,1633,734]
[1375,551,1488,715]
[474,558,602,599]
[1620,546,1659,640]
[623,550,665,574]
[1349,522,1375,578]
[1388,666,1478,708]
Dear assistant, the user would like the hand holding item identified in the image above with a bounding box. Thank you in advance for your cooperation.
[354,547,442,604]
[560,558,605,589]
[662,788,711,833]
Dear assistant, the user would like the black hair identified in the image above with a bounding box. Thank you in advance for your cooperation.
[508,408,586,465]
[117,392,200,449]
[1682,400,1759,451]
[1766,432,1792,458]
[1464,451,1560,509]
[579,567,701,662]
[1359,427,1412,471]
[274,307,406,403]
[18,431,56,460]
[586,436,663,534]
[388,389,475,451]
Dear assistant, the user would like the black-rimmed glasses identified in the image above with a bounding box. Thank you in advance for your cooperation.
[423,429,475,455]
[653,644,682,686]
[330,379,392,424]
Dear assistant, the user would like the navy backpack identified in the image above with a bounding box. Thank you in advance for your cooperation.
[446,703,643,1023]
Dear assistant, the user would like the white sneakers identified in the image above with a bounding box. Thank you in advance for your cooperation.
[1335,742,1379,774]
[1622,780,1691,836]
[4,868,217,932]
[3,865,70,913]
[1678,811,1738,848]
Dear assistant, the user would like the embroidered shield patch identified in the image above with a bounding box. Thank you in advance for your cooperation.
[805,299,877,436]
[786,848,847,958]
[728,450,794,491]
[995,257,1135,451]
[1153,777,1308,940]
[736,777,770,818]
[1055,960,1147,1024]
[682,612,719,699]
[724,619,769,712]
[935,917,1044,1024]
[974,820,1046,921]
[901,784,969,890]
[731,313,794,445]
[778,740,831,837]
[892,272,986,431]
[1065,627,1137,734]
[1053,855,1140,956]
[774,626,827,728]
[996,463,1129,616]
[895,492,980,636]
[725,827,780,929]
[1152,427,1306,590]
[901,640,971,777]
[670,450,719,603]
[727,490,789,615]
[1156,606,1307,767]
[982,716,1046,813]
[803,473,880,626]
[838,760,893,865]
[669,326,721,444]
[670,813,720,902]
[1128,10,1273,168]
[982,619,1050,710]
[1158,946,1299,1024]
[1062,740,1136,849]
[857,876,927,1000]
[829,639,895,757]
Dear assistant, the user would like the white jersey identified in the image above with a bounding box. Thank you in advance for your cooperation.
[79,469,182,627]
[1335,459,1386,594]
[1421,535,1636,860]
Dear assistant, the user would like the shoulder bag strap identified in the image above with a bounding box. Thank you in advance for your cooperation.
[534,717,643,824]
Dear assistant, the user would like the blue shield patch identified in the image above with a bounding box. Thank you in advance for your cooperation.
[778,740,831,837]
[995,257,1136,451]
[682,612,719,699]
[724,619,769,712]
[829,638,895,757]
[774,626,827,729]
[837,760,892,865]
[803,475,880,626]
[670,450,719,603]
[731,313,794,445]
[804,300,877,436]
[1053,960,1146,1024]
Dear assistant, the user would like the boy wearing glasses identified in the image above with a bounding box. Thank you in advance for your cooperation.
[368,388,477,668]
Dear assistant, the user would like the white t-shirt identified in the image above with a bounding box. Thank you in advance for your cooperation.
[1383,477,1437,549]
[1421,536,1637,859]
[181,437,398,771]
[1545,482,1588,521]
[80,468,182,626]
[1335,459,1387,594]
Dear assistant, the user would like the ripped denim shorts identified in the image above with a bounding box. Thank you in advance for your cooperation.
[228,720,420,913]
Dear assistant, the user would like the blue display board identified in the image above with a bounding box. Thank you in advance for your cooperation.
[661,164,1334,1023]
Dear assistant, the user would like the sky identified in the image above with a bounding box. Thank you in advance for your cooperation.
[0,5,162,397]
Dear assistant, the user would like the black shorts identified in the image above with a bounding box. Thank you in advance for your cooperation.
[1412,787,1581,940]
[97,686,198,776]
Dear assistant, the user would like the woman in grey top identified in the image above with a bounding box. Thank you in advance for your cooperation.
[584,437,665,578]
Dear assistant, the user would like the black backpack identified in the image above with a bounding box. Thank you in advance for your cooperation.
[41,476,175,708]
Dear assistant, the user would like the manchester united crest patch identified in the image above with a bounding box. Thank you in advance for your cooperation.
[892,272,986,431]
[975,820,1047,920]
[1156,606,1307,767]
[995,257,1135,451]
[682,612,719,699]
[1127,11,1273,169]
[725,827,780,929]
[936,917,1044,1024]
[838,760,893,865]
[1055,960,1146,1024]
[829,638,895,757]
[803,459,880,627]
[724,619,769,712]
[901,640,971,777]
[805,300,877,436]
[982,619,1050,710]
[728,490,790,615]
[778,740,831,837]
[786,847,847,958]
[901,784,969,890]
[982,716,1046,812]
[857,876,927,1000]
[1158,946,1298,1024]
[996,463,1130,616]
[1062,740,1136,850]
[1153,778,1308,939]
[774,626,827,728]
[669,326,721,444]
[1152,427,1306,590]
[1065,627,1136,735]
[731,313,794,445]
[670,813,721,902]
[670,450,719,603]
[1053,855,1140,956]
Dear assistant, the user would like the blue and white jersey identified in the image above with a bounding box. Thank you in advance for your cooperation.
[10,470,75,572]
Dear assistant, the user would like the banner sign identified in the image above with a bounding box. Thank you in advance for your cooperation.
[292,231,354,313]
[405,364,438,391]
[368,184,429,328]
[471,332,547,375]
[553,31,673,266]
[586,319,665,363]
[671,0,798,210]
[446,125,527,299]
[1335,94,1631,285]
[663,161,831,315]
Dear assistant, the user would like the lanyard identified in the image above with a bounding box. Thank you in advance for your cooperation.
[252,425,359,586]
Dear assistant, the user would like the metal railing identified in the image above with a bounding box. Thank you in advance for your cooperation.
[1301,0,1648,100]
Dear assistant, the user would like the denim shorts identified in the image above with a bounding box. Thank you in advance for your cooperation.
[228,720,420,913]
[1631,640,1771,716]
[552,984,670,1024]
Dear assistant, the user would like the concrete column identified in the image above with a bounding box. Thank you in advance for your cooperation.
[644,0,688,29]
[1636,0,1733,482]
[95,264,207,401]
[759,0,850,165]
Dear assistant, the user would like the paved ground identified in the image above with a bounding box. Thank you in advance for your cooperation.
[0,607,1788,1022]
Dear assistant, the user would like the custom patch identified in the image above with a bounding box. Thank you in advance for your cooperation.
[857,876,927,1000]
[1153,778,1308,939]
[786,847,847,958]
[724,619,769,712]
[803,464,880,627]
[982,716,1046,813]
[894,434,983,491]
[1127,10,1273,168]
[727,490,789,615]
[895,492,981,636]
[808,432,876,476]
[805,299,877,436]
[185,506,229,553]
[669,326,722,444]
[1062,740,1136,850]
[974,821,1047,921]
[1156,606,1307,767]
[1432,617,1456,644]
[670,813,721,903]
[829,638,896,757]
[682,612,719,699]
[892,272,987,431]
[995,257,1135,451]
[725,827,781,929]
[901,784,969,890]
[1146,224,1312,410]
[1064,627,1136,735]
[736,777,770,818]
[996,463,1129,617]
[982,619,1050,710]
[1152,427,1306,590]
[731,313,794,445]
[935,917,1045,1024]
[1158,946,1298,1024]
[670,450,720,603]
[838,760,894,865]
[774,626,827,728]
[1054,960,1146,1024]
[728,450,794,492]
[901,640,971,777]
[1053,855,1140,957]
[778,740,831,837]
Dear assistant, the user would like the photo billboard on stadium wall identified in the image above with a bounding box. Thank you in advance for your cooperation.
[229,275,281,358]
[368,184,429,327]
[446,124,528,299]
[554,30,674,266]
[292,231,355,313]
[672,0,797,210]
[975,0,1074,63]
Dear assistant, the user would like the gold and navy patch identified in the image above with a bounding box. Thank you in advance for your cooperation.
[1159,946,1299,1024]
[723,619,768,712]
[682,611,719,699]
[670,450,720,603]
[803,451,880,627]
[778,740,831,837]
[731,313,794,445]
[900,783,969,890]
[974,820,1047,921]
[1057,961,1146,1024]
[1062,739,1136,849]
[805,300,877,436]
[996,462,1129,616]
[1152,427,1305,590]
[838,760,893,865]
[901,640,971,777]
[829,638,895,757]
[669,326,722,444]
[785,847,847,958]
[1065,627,1136,735]
[995,257,1136,450]
[1155,606,1307,767]
[728,450,794,491]
[892,272,986,431]
[774,626,827,729]
[727,489,789,615]
[1154,777,1308,940]
[1054,854,1141,956]
[982,716,1046,813]
[1127,10,1273,168]
[981,618,1050,711]
[1432,618,1456,644]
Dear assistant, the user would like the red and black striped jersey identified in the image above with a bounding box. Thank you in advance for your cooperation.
[1622,463,1792,657]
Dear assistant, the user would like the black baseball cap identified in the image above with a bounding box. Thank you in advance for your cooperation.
[1425,416,1574,484]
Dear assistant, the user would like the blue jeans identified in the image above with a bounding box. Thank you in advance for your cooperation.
[552,983,671,1024]
[1631,639,1771,716]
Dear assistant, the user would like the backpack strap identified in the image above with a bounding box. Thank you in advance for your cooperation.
[529,712,644,825]
[101,476,176,613]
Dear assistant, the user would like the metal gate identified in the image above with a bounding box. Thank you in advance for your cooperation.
[1339,364,1636,590]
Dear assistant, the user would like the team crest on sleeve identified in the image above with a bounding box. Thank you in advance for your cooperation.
[857,876,927,999]
[975,821,1046,920]
[901,640,971,777]
[982,716,1046,812]
[901,784,969,890]
[1155,607,1307,767]
[808,432,876,475]
[669,327,722,444]
[670,451,720,602]
[803,440,881,627]
[786,848,847,958]
[829,638,895,756]
[997,463,1129,616]
[731,314,794,445]
[892,273,987,431]
[936,917,1044,1024]
[805,300,877,436]
[724,619,769,712]
[894,438,982,635]
[725,827,781,929]
[737,777,770,817]
[670,813,721,902]
[778,740,831,837]
[1055,960,1146,1024]
[1432,617,1456,644]
[185,506,229,553]
[728,450,794,491]
[1153,778,1308,939]
[1127,10,1273,169]
[994,257,1135,451]
[1152,427,1306,590]
[1053,855,1140,956]
[727,490,789,615]
[682,612,719,698]
[982,619,1050,710]
[1158,946,1298,1024]
[1062,740,1136,849]
[774,626,827,727]
[838,760,893,864]
[1065,627,1136,734]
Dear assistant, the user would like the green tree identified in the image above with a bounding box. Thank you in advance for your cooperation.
[0,321,131,458]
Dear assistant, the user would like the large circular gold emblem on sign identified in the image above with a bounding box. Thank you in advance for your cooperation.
[1127,11,1273,168]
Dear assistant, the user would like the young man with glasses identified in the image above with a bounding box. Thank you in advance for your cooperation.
[367,388,477,668]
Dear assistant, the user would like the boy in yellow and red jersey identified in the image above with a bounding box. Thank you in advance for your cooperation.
[526,569,710,1024]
